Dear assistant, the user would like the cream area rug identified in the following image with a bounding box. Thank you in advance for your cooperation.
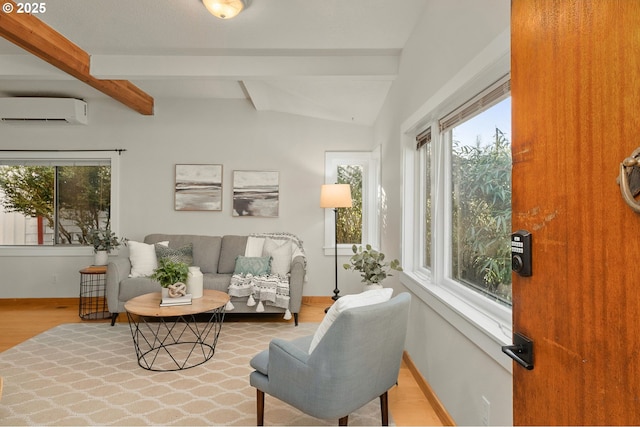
[0,322,389,426]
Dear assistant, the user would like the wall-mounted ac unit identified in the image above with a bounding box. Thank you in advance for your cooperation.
[0,97,88,125]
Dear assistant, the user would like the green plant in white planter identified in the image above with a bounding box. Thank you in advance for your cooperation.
[151,258,189,297]
[343,244,403,289]
[87,228,123,265]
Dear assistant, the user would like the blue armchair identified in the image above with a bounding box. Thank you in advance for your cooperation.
[249,292,411,425]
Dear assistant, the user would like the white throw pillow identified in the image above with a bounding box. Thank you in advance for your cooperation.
[128,240,167,278]
[245,236,266,257]
[262,238,292,277]
[308,288,393,353]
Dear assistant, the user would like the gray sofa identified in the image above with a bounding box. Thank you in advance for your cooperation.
[106,233,305,326]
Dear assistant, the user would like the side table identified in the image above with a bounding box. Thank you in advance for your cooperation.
[79,265,110,320]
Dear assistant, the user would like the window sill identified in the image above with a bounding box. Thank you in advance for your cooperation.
[0,246,105,257]
[400,271,513,373]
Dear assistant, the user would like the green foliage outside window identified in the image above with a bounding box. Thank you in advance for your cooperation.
[452,127,512,305]
[0,165,111,245]
[336,165,362,244]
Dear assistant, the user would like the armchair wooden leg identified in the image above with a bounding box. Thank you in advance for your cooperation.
[339,415,349,426]
[380,391,389,426]
[257,389,265,426]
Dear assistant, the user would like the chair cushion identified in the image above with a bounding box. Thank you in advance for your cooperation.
[308,288,393,353]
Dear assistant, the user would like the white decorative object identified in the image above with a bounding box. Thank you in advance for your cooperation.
[187,266,204,299]
[161,287,169,299]
[363,283,383,292]
[94,250,108,266]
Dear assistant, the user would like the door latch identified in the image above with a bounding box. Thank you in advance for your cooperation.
[502,332,534,370]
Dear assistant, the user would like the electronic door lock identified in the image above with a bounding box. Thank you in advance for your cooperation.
[511,230,532,277]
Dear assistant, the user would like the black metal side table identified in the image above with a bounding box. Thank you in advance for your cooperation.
[79,265,110,320]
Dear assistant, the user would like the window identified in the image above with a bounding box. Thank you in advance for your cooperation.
[324,150,380,254]
[406,75,512,335]
[448,96,512,305]
[0,151,119,253]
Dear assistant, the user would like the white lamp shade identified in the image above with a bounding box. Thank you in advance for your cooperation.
[202,0,245,19]
[320,184,353,208]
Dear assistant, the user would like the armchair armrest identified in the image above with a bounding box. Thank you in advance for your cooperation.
[105,257,131,313]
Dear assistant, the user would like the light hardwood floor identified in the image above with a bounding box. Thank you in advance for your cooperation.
[0,297,447,426]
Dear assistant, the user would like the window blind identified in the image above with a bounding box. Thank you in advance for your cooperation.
[416,126,431,150]
[439,74,510,133]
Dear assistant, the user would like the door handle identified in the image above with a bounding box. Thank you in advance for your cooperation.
[502,332,534,370]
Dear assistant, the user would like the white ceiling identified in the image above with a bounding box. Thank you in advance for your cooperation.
[0,0,428,125]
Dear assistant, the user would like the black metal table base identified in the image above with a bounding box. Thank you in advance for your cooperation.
[126,308,225,371]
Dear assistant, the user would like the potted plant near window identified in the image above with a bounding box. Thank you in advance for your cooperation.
[88,228,122,266]
[343,244,403,291]
[151,258,189,298]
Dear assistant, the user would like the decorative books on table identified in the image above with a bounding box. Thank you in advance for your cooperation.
[160,294,193,307]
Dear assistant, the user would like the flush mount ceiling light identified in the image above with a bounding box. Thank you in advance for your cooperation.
[202,0,246,19]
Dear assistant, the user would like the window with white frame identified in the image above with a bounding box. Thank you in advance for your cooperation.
[410,75,512,319]
[324,150,380,255]
[0,151,119,250]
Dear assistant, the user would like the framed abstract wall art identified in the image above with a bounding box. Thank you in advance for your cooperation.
[232,170,279,217]
[175,164,223,211]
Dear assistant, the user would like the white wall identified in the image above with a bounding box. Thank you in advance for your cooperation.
[373,0,513,425]
[0,98,372,298]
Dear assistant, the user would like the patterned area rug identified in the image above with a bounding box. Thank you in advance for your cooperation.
[0,322,389,426]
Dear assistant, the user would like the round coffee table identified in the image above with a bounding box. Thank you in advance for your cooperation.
[124,289,230,371]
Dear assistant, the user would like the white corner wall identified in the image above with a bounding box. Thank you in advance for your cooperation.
[373,0,513,425]
[0,98,372,298]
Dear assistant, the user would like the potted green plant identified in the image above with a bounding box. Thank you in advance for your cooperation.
[343,244,403,290]
[151,258,189,298]
[88,228,123,266]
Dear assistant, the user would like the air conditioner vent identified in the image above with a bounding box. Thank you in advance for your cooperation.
[0,98,88,125]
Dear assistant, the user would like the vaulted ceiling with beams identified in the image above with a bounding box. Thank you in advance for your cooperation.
[0,0,428,125]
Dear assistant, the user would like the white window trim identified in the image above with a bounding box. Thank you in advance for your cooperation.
[400,29,513,369]
[0,150,120,257]
[324,149,380,255]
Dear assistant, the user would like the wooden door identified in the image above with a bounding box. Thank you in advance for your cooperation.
[511,0,640,424]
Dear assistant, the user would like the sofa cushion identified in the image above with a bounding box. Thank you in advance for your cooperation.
[144,234,222,274]
[219,235,248,273]
[128,241,160,277]
[234,255,272,275]
[262,238,292,277]
[155,243,193,265]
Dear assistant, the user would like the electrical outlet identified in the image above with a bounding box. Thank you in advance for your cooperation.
[481,396,490,426]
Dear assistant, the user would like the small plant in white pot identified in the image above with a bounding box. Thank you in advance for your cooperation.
[343,244,403,291]
[151,258,189,298]
[88,228,122,266]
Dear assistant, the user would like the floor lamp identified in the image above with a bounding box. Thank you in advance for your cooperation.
[320,184,353,309]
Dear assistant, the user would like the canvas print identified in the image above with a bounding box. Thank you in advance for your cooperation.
[232,170,279,217]
[175,164,223,211]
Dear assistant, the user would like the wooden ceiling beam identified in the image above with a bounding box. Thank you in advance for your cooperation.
[0,1,154,115]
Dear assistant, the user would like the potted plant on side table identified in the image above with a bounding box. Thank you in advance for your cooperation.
[343,244,403,291]
[151,258,190,298]
[88,228,123,266]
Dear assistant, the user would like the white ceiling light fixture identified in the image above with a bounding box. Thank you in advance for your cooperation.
[202,0,246,19]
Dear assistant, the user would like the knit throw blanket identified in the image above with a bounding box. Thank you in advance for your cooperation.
[226,232,305,320]
[227,273,291,315]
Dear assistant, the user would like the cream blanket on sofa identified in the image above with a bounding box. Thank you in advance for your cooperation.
[226,232,305,319]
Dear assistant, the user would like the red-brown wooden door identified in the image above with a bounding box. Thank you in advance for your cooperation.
[511,0,640,424]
